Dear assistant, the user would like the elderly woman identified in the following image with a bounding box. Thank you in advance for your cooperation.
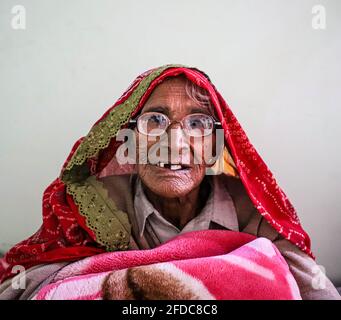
[0,64,339,300]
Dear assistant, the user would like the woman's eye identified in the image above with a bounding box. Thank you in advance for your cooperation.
[150,115,162,124]
[189,119,203,128]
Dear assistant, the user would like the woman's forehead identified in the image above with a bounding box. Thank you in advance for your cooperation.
[149,77,190,98]
[142,77,211,114]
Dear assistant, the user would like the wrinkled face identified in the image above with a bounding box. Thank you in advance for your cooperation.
[136,77,217,198]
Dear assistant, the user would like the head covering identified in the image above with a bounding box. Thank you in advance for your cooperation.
[0,64,313,283]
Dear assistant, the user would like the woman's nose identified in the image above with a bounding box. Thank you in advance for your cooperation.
[166,123,190,162]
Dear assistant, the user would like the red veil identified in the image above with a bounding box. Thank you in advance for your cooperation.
[0,65,313,283]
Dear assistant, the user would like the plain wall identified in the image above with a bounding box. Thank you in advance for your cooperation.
[0,0,340,284]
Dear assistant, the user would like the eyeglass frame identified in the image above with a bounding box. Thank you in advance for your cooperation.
[128,112,222,137]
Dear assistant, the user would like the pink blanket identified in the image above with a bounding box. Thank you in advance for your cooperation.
[33,230,301,300]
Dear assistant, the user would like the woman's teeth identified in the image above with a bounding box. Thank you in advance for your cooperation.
[156,163,184,170]
[169,164,182,170]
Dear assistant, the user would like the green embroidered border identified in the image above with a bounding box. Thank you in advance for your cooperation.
[67,176,131,251]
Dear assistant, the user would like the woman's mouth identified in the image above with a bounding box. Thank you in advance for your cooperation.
[153,162,192,171]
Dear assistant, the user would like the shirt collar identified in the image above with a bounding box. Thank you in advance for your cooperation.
[133,175,239,238]
[133,178,155,237]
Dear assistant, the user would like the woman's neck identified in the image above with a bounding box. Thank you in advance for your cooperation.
[142,178,210,230]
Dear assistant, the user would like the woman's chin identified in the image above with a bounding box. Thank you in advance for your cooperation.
[147,185,195,199]
[139,164,203,198]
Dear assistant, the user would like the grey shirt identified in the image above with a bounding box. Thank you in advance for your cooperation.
[132,175,340,300]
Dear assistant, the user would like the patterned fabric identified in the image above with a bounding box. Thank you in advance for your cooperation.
[0,64,313,284]
[32,230,302,300]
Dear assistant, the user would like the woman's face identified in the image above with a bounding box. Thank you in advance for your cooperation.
[136,77,216,198]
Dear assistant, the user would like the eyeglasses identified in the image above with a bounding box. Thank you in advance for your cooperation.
[129,112,221,137]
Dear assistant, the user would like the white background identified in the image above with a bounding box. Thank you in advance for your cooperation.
[0,0,340,284]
